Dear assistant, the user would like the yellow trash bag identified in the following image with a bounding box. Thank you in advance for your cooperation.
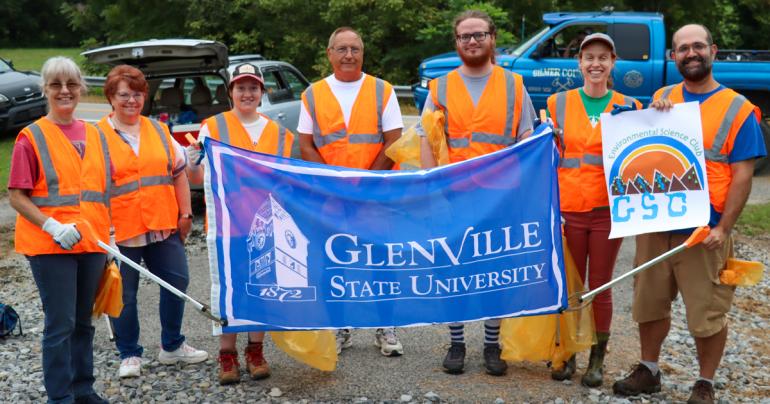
[92,260,123,318]
[719,258,765,286]
[385,110,449,169]
[501,237,596,368]
[270,330,337,371]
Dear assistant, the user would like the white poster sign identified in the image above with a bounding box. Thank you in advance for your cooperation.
[600,102,710,238]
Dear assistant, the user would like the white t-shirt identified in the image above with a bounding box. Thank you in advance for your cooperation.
[297,74,403,135]
[197,114,270,147]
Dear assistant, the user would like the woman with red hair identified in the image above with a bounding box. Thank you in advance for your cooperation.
[98,65,208,379]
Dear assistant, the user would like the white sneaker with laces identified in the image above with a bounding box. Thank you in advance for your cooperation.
[119,356,142,378]
[158,342,209,365]
[335,329,353,354]
[375,328,404,356]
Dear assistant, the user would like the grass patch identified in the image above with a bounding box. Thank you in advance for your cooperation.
[0,48,85,72]
[736,202,770,236]
[399,99,419,116]
[0,135,16,196]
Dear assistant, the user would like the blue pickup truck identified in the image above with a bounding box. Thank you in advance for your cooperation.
[413,11,770,169]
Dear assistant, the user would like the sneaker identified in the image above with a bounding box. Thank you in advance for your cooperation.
[74,392,109,404]
[335,329,353,354]
[118,356,141,378]
[442,342,466,374]
[244,342,271,380]
[158,342,209,365]
[483,344,508,376]
[612,363,662,396]
[687,380,715,404]
[374,328,404,357]
[218,350,240,385]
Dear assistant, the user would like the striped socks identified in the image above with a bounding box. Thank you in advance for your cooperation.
[448,319,501,345]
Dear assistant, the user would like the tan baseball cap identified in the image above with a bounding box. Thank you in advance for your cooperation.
[580,33,616,53]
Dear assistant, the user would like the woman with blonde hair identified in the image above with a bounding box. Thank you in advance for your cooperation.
[9,56,111,403]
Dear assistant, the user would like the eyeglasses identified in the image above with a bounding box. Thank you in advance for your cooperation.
[47,82,80,91]
[456,31,491,43]
[333,46,362,55]
[675,42,710,55]
[115,92,145,102]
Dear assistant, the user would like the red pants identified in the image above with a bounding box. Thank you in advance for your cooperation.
[563,209,622,333]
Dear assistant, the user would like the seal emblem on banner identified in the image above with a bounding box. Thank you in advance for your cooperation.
[245,194,316,301]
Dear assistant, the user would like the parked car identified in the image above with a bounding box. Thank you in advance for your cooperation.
[82,39,310,158]
[0,57,47,134]
[413,11,770,172]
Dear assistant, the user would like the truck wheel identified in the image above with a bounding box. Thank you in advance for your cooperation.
[755,119,770,175]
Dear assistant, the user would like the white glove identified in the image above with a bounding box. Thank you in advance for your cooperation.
[42,217,82,250]
[186,144,203,166]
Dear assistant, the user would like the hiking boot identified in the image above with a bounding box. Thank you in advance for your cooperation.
[442,342,466,374]
[551,354,576,381]
[582,332,609,387]
[218,350,240,385]
[335,329,353,354]
[612,363,662,396]
[74,393,109,404]
[687,380,715,404]
[483,344,508,376]
[244,341,270,380]
[374,328,404,356]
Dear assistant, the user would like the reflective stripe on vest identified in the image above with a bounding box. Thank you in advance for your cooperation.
[215,113,230,144]
[555,93,636,168]
[707,94,748,163]
[27,123,79,207]
[661,85,747,164]
[80,127,113,206]
[436,70,519,147]
[660,85,676,101]
[105,118,174,198]
[277,125,287,156]
[305,78,385,147]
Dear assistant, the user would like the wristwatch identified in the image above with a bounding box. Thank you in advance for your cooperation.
[179,213,194,220]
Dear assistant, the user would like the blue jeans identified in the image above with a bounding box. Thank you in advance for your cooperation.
[112,233,190,359]
[28,252,107,404]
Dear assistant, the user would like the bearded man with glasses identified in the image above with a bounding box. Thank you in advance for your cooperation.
[298,26,405,357]
[613,24,766,404]
[417,9,536,376]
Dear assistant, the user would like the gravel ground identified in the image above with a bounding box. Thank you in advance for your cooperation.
[1,191,769,403]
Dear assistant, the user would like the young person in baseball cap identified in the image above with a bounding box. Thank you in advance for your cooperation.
[186,63,294,384]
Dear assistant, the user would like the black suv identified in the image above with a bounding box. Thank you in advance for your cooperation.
[0,58,47,134]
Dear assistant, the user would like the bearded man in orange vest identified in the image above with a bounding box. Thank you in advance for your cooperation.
[298,27,405,357]
[419,10,536,376]
[613,24,767,403]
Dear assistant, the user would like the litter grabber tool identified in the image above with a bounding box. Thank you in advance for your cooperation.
[185,132,199,147]
[103,314,115,342]
[97,240,227,326]
[566,226,711,311]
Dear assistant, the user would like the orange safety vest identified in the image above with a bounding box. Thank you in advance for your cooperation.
[97,116,179,242]
[203,111,294,157]
[14,118,111,255]
[654,83,761,212]
[428,66,525,162]
[547,89,641,212]
[301,74,392,169]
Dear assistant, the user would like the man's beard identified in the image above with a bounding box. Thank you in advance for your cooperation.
[458,44,495,68]
[677,55,712,82]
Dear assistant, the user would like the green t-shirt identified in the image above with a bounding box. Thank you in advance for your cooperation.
[579,88,613,127]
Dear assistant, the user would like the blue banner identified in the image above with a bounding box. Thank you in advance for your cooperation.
[204,125,566,333]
